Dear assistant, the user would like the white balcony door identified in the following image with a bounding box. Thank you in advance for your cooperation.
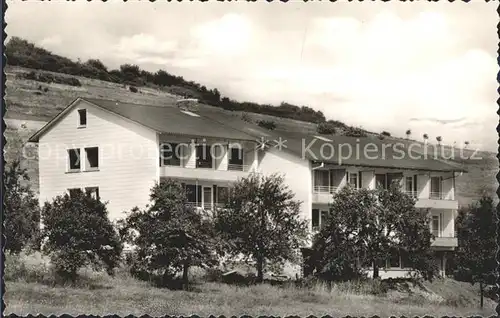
[431,214,441,237]
[203,186,213,210]
[314,170,330,193]
[430,176,442,199]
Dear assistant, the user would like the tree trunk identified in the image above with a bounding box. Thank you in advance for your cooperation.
[256,256,264,283]
[162,269,170,286]
[480,281,484,308]
[373,263,379,279]
[182,261,189,290]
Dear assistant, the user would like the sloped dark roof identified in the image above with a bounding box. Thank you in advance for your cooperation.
[195,108,465,172]
[28,96,466,173]
[29,97,257,142]
[82,98,256,141]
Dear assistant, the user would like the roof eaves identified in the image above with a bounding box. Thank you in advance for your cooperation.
[28,97,82,143]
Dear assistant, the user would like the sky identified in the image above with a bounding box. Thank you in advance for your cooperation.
[6,1,498,151]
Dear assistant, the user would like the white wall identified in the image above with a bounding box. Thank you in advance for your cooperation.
[362,170,375,189]
[258,148,312,231]
[38,100,159,220]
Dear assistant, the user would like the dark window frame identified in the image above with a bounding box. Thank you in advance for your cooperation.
[68,148,81,171]
[160,142,182,166]
[85,147,99,170]
[78,109,87,127]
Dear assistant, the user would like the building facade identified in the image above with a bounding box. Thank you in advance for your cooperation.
[29,97,465,279]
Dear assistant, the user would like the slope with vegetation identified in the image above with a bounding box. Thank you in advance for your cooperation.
[4,37,497,205]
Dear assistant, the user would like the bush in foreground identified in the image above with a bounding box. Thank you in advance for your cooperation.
[118,180,218,289]
[215,173,308,283]
[4,159,41,254]
[41,190,122,282]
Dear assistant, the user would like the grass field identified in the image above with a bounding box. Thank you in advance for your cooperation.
[4,252,497,316]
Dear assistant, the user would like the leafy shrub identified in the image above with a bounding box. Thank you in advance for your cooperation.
[129,85,138,93]
[381,131,391,137]
[343,126,367,138]
[118,180,218,289]
[257,120,277,131]
[5,251,52,283]
[23,71,81,87]
[4,159,41,254]
[41,190,122,282]
[241,112,252,123]
[317,122,337,135]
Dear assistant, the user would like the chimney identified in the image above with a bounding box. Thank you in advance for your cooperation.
[176,98,199,112]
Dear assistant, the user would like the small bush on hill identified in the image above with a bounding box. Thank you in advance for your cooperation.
[23,70,82,87]
[41,190,122,283]
[257,120,277,131]
[343,126,367,138]
[381,131,391,137]
[240,112,252,123]
[317,122,337,135]
[129,85,138,93]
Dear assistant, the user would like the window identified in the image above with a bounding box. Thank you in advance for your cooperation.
[387,173,403,189]
[85,147,99,170]
[185,184,202,206]
[330,169,345,188]
[196,145,213,169]
[203,187,212,209]
[430,176,442,199]
[400,250,412,269]
[314,135,333,142]
[375,174,387,189]
[405,175,418,197]
[180,110,200,117]
[312,209,320,230]
[160,143,181,166]
[320,210,329,229]
[68,149,81,171]
[431,214,440,237]
[228,147,243,171]
[217,186,229,205]
[388,249,400,268]
[314,170,330,192]
[348,172,359,189]
[85,187,100,200]
[68,188,81,198]
[78,109,87,127]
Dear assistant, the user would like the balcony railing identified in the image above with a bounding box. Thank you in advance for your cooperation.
[313,185,339,194]
[227,164,250,172]
[404,190,418,198]
[187,202,226,210]
[430,192,446,200]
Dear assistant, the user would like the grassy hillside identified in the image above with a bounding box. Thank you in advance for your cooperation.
[4,252,496,316]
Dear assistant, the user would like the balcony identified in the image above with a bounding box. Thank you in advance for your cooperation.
[403,190,418,198]
[431,237,458,248]
[415,192,458,210]
[187,202,226,212]
[161,165,252,182]
[312,185,339,203]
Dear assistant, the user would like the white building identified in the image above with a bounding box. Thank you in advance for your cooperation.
[29,97,466,279]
